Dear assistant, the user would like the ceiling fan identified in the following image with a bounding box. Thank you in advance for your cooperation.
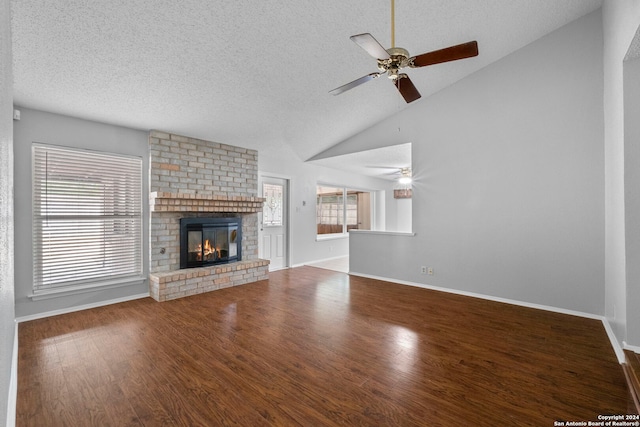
[329,0,479,103]
[368,166,412,183]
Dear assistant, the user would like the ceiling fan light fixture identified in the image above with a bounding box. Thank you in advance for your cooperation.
[398,176,412,185]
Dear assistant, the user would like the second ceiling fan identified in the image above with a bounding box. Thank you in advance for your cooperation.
[330,0,479,103]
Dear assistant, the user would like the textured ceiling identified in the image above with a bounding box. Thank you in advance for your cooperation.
[310,143,411,180]
[626,24,640,61]
[11,0,603,172]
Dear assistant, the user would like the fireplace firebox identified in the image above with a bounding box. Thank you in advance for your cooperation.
[180,217,241,269]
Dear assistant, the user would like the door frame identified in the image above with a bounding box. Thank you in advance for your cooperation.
[258,172,291,270]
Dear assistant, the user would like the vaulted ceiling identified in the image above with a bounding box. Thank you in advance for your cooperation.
[12,0,603,168]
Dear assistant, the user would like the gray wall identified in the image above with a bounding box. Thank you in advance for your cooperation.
[348,10,605,314]
[625,57,640,346]
[0,0,15,423]
[13,108,150,318]
[603,0,640,349]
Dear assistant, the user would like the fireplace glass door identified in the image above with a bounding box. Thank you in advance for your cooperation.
[180,218,241,268]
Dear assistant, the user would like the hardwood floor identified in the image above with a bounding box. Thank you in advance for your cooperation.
[624,350,640,413]
[17,267,636,426]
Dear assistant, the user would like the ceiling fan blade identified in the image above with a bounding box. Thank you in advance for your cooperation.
[394,75,421,103]
[350,33,391,60]
[329,72,383,96]
[410,41,478,68]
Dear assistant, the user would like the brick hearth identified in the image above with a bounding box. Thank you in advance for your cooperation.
[149,260,269,302]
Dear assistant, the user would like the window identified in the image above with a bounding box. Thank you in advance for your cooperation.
[32,144,143,293]
[316,185,371,236]
[262,183,283,227]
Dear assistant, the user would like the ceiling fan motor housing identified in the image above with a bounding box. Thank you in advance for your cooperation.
[377,47,411,80]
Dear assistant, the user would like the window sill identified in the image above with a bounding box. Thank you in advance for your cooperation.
[30,276,147,301]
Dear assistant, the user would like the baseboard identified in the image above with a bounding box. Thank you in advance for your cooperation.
[349,271,602,318]
[298,255,349,269]
[603,318,626,364]
[6,321,17,427]
[349,271,625,363]
[624,342,640,353]
[15,292,150,323]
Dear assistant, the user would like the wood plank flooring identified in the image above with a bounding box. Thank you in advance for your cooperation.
[624,350,640,413]
[17,267,636,426]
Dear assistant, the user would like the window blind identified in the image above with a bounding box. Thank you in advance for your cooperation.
[32,144,143,292]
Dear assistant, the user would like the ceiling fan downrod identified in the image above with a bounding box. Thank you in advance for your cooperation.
[391,0,395,48]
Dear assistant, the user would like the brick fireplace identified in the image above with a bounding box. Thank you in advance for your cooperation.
[148,130,269,301]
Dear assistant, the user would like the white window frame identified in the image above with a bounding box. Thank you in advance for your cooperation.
[316,184,373,239]
[32,143,144,298]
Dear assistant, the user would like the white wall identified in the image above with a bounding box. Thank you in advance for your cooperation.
[0,0,15,424]
[259,146,396,266]
[395,198,412,232]
[374,190,386,231]
[603,0,640,349]
[381,189,412,232]
[624,57,640,347]
[348,10,605,314]
[13,108,150,318]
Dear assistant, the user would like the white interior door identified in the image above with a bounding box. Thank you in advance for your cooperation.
[258,176,288,271]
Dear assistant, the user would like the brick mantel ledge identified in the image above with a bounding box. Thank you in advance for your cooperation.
[150,191,265,213]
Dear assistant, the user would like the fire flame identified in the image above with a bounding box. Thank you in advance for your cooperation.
[195,239,220,261]
[193,239,223,262]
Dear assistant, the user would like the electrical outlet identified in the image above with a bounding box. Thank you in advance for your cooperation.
[428,267,434,275]
[421,266,427,274]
